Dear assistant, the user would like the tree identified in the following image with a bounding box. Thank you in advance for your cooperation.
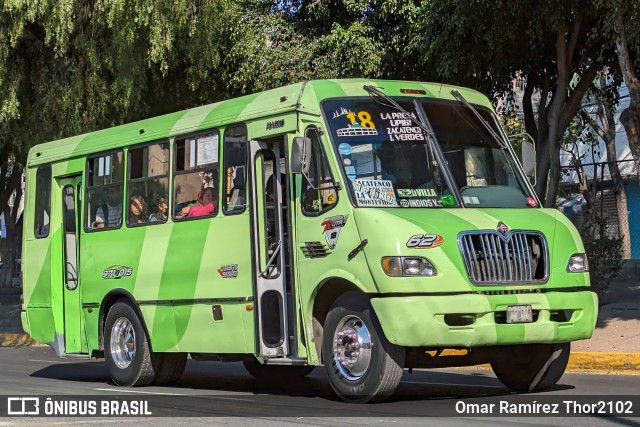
[578,73,631,258]
[0,0,242,286]
[410,1,614,207]
[609,1,640,173]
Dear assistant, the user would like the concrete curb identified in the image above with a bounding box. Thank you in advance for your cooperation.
[0,333,44,347]
[567,352,640,374]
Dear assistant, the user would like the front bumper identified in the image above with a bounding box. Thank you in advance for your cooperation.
[371,291,598,347]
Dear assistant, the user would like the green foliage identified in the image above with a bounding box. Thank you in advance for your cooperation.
[578,214,623,300]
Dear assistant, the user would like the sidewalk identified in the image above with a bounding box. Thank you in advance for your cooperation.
[569,263,640,373]
[1,267,639,373]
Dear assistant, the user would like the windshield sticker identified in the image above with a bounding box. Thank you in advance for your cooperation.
[440,194,455,206]
[398,188,437,198]
[406,234,444,249]
[337,110,378,137]
[327,193,336,204]
[338,143,353,155]
[321,215,348,249]
[399,198,441,207]
[379,112,425,142]
[526,196,537,207]
[353,179,398,207]
[343,158,352,166]
[218,264,238,278]
[463,196,480,205]
[102,265,133,279]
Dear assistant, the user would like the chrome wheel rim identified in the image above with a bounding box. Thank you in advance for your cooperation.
[110,317,135,369]
[332,315,372,381]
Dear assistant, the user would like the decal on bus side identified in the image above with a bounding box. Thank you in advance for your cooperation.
[406,234,444,249]
[321,215,348,250]
[102,265,133,279]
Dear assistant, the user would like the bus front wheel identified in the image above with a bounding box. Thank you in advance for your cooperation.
[490,342,570,392]
[104,301,159,386]
[322,292,405,403]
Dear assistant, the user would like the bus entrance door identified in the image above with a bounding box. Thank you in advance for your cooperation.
[58,175,84,354]
[249,140,289,358]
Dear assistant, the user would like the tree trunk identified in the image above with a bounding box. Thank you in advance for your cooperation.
[614,9,640,178]
[599,83,632,258]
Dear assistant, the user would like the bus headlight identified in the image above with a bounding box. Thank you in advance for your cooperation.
[567,253,589,272]
[381,257,437,277]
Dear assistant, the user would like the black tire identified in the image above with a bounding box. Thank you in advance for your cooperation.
[243,360,315,380]
[104,301,159,386]
[322,292,405,403]
[490,342,570,392]
[154,353,187,386]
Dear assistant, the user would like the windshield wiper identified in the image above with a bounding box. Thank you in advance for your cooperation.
[450,90,509,149]
[363,85,435,138]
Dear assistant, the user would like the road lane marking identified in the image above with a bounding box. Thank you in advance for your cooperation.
[93,388,186,396]
[28,359,78,364]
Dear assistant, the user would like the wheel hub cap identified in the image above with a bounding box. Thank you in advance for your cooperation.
[110,317,135,369]
[332,315,372,381]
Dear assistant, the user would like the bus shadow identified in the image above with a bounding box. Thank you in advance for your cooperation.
[30,359,574,404]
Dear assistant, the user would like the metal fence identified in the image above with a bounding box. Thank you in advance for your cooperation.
[558,159,638,258]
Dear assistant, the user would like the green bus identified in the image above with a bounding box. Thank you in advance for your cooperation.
[21,79,597,403]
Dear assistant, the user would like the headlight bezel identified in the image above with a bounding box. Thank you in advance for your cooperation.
[567,253,589,273]
[381,256,437,277]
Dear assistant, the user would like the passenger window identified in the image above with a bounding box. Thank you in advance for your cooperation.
[127,142,169,226]
[223,124,247,215]
[86,151,124,230]
[34,165,52,238]
[173,130,219,220]
[301,127,338,215]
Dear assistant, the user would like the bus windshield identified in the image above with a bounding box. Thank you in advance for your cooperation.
[322,99,454,208]
[322,98,535,208]
[421,99,535,208]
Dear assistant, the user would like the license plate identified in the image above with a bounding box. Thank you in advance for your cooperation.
[506,305,533,323]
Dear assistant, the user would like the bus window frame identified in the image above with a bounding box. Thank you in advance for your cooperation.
[34,164,52,239]
[84,149,125,233]
[222,123,248,216]
[171,128,221,222]
[300,125,339,218]
[126,139,171,228]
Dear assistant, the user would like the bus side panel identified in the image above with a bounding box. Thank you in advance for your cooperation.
[172,303,248,353]
[149,213,254,353]
[81,226,148,352]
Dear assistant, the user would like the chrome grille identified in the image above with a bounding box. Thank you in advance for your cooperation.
[459,231,548,284]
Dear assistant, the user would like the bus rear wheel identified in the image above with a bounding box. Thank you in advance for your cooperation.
[243,361,315,380]
[104,301,159,386]
[322,292,405,403]
[490,342,570,392]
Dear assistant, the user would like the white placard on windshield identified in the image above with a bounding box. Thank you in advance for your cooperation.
[353,179,398,207]
[197,134,219,166]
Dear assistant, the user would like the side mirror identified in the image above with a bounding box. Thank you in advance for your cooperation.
[291,137,311,175]
[510,133,536,185]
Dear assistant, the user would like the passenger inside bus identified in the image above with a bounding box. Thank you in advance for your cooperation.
[127,195,146,225]
[187,187,215,217]
[149,197,168,222]
[95,186,123,229]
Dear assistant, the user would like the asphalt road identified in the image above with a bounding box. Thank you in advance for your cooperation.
[0,346,638,426]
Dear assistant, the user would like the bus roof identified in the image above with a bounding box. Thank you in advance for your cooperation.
[27,79,491,167]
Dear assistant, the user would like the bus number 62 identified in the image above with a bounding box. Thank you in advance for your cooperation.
[406,234,443,248]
